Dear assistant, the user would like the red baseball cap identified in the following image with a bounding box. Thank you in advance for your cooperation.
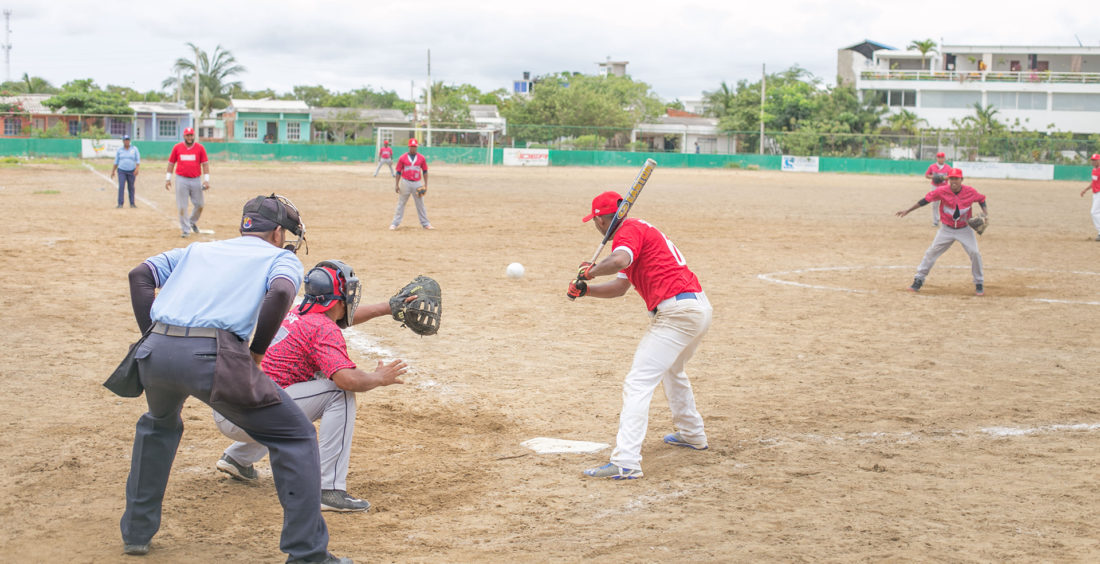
[408,138,418,147]
[383,140,390,145]
[1091,154,1100,160]
[183,127,195,135]
[583,191,623,222]
[936,152,946,158]
[947,168,963,178]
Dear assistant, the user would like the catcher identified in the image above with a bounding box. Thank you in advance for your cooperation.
[896,167,988,296]
[213,263,441,512]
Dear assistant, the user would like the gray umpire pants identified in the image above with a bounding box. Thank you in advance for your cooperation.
[121,332,330,562]
[391,178,430,228]
[915,224,984,284]
[174,175,204,235]
[215,378,357,492]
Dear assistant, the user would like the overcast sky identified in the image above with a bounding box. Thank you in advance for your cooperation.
[3,0,1097,103]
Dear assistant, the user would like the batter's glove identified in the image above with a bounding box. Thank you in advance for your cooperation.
[968,215,988,235]
[576,261,596,281]
[932,173,946,185]
[417,186,427,197]
[567,279,588,301]
[389,275,442,336]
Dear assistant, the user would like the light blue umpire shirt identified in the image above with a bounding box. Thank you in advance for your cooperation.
[144,236,304,340]
[115,144,141,172]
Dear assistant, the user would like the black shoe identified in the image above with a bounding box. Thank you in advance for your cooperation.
[908,278,923,292]
[116,204,123,208]
[216,454,258,482]
[190,222,200,233]
[975,283,984,296]
[123,543,150,556]
[130,203,137,208]
[321,489,371,512]
[287,554,353,564]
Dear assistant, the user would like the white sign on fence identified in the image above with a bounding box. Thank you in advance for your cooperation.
[781,155,819,173]
[503,148,550,167]
[952,161,1054,181]
[81,139,125,159]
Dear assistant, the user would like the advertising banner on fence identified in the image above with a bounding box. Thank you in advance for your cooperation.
[81,138,125,159]
[952,161,1054,181]
[503,148,549,166]
[781,155,819,173]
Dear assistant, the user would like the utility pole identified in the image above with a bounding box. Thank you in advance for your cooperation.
[2,10,12,83]
[193,45,200,138]
[426,48,432,147]
[758,63,765,155]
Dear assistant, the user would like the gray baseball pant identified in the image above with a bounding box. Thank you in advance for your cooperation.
[374,158,394,177]
[915,224,984,283]
[391,178,429,228]
[175,175,204,235]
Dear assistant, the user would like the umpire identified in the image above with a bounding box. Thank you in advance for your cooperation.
[120,194,351,564]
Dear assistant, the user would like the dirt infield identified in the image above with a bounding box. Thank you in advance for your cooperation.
[2,159,1099,562]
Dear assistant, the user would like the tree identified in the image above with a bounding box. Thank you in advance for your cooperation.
[42,79,131,114]
[162,43,245,118]
[702,81,735,118]
[1,73,58,94]
[908,39,938,71]
[880,109,926,135]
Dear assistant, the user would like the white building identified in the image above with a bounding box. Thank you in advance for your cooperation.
[839,40,1100,133]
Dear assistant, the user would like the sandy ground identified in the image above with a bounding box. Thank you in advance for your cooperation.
[1,159,1099,563]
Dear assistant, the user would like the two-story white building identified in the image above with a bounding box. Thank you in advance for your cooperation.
[839,40,1100,133]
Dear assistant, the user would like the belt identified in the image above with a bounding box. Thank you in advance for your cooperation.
[673,292,698,300]
[151,321,218,338]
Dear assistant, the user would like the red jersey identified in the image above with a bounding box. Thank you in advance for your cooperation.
[1090,167,1100,193]
[611,218,702,311]
[924,184,986,228]
[379,146,393,159]
[396,152,428,182]
[261,311,356,389]
[926,162,951,186]
[168,141,209,178]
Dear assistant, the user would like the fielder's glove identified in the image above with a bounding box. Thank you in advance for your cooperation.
[968,215,988,235]
[389,275,442,336]
[417,186,427,197]
[932,173,946,185]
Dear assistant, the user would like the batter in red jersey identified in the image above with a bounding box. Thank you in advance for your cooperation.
[567,191,713,480]
[213,260,408,513]
[390,138,433,230]
[165,127,210,238]
[1078,153,1100,240]
[896,167,988,296]
[924,151,952,227]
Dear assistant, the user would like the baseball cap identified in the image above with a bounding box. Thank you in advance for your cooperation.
[183,127,195,135]
[241,194,302,235]
[947,168,963,178]
[583,191,623,222]
[408,138,418,147]
[122,134,130,140]
[383,140,390,145]
[1091,154,1100,160]
[936,152,946,158]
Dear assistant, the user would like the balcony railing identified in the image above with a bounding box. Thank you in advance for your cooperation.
[860,69,1100,84]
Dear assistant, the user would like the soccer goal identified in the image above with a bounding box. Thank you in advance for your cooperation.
[377,127,496,167]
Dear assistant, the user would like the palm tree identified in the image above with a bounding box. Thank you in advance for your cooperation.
[883,109,927,135]
[703,81,735,118]
[162,43,246,119]
[908,39,938,71]
[965,102,1004,135]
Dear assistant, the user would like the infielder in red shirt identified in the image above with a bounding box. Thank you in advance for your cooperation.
[390,138,433,230]
[374,139,395,177]
[213,260,408,513]
[165,127,210,238]
[897,168,988,296]
[568,191,713,480]
[924,151,952,227]
[1078,153,1100,240]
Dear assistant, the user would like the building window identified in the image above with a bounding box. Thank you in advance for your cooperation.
[243,120,258,139]
[158,120,178,138]
[920,91,981,108]
[1052,93,1100,111]
[867,90,915,107]
[287,121,300,140]
[988,92,1047,110]
[110,120,130,136]
[68,120,81,136]
[4,118,21,136]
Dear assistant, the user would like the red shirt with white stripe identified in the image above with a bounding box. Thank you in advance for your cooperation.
[396,152,428,182]
[926,162,951,186]
[611,218,702,311]
[379,146,393,159]
[261,311,356,389]
[168,141,209,178]
[1090,167,1100,193]
[924,184,987,228]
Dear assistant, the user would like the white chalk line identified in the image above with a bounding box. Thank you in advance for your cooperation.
[758,264,1100,305]
[342,324,460,397]
[755,422,1100,448]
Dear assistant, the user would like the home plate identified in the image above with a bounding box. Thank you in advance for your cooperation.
[197,229,215,235]
[521,437,610,454]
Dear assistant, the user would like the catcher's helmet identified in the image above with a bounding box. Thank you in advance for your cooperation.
[298,260,361,328]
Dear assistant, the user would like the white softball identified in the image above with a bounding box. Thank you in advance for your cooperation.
[506,262,525,279]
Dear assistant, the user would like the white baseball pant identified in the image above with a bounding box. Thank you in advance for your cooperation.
[915,225,984,284]
[1090,191,1100,236]
[214,377,357,491]
[609,292,712,472]
[391,178,430,228]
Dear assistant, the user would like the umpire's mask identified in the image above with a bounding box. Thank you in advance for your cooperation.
[297,260,361,329]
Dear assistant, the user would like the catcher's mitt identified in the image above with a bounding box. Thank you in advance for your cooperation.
[931,173,946,185]
[389,275,441,335]
[968,215,988,235]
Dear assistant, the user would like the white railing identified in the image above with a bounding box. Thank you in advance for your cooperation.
[860,69,1100,84]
